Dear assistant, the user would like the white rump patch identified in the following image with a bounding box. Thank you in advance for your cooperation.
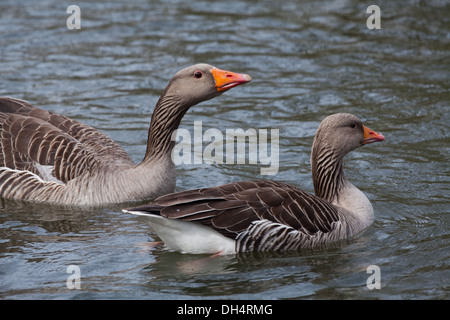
[34,163,65,185]
[124,210,236,254]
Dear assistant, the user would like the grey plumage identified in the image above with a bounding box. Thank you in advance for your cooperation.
[127,180,345,252]
[0,64,252,206]
[126,113,385,253]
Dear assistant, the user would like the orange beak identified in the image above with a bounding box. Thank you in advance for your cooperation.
[363,125,385,145]
[211,67,252,92]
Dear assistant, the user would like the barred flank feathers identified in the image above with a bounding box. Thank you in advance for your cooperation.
[0,167,64,201]
[126,179,346,251]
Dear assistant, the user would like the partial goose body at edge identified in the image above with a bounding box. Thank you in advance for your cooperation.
[0,97,175,205]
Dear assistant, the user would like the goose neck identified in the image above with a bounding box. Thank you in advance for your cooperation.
[311,146,347,203]
[311,145,374,231]
[143,93,191,163]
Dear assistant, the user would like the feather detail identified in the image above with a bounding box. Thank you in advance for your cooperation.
[127,113,383,253]
[0,65,251,205]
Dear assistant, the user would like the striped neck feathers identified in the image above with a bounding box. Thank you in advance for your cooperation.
[311,137,348,204]
[310,133,374,229]
[143,86,193,162]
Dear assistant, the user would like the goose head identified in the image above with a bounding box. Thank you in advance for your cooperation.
[311,113,385,202]
[162,63,252,108]
[312,113,385,159]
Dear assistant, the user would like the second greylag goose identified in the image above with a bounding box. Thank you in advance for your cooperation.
[0,64,251,206]
[124,113,385,254]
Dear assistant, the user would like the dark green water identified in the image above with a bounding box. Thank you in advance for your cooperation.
[0,0,448,299]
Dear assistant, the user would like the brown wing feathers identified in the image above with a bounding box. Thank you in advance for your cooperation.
[0,97,133,163]
[0,112,92,183]
[129,180,341,240]
[0,97,133,184]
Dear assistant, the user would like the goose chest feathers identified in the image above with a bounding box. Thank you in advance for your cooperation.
[125,113,385,254]
[0,64,251,206]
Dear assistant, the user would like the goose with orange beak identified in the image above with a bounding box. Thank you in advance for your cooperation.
[125,113,386,254]
[0,64,251,206]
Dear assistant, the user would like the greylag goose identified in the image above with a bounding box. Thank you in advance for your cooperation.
[124,113,385,254]
[0,64,251,206]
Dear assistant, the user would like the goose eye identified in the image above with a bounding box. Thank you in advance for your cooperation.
[194,71,203,79]
[350,122,357,128]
